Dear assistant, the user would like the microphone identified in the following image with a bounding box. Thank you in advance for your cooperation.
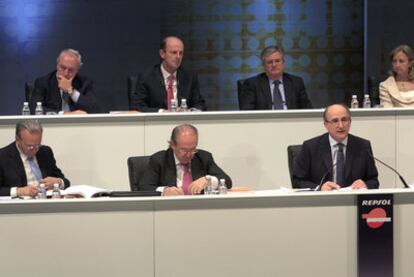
[370,155,410,188]
[314,162,336,191]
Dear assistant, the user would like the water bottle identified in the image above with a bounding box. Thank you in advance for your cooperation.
[363,94,371,108]
[38,184,47,199]
[170,99,177,112]
[35,102,44,115]
[350,95,359,109]
[219,179,227,195]
[204,175,212,195]
[180,98,188,112]
[51,183,61,199]
[21,102,30,116]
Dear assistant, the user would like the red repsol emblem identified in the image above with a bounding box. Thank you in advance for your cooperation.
[361,208,392,229]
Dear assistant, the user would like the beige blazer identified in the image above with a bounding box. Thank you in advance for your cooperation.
[379,76,414,107]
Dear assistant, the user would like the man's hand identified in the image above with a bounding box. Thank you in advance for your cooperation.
[321,181,340,191]
[162,186,184,196]
[57,75,74,92]
[351,179,367,190]
[188,177,207,195]
[16,186,38,198]
[40,177,62,190]
[63,110,87,115]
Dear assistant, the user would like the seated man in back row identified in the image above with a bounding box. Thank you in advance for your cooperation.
[0,120,70,197]
[293,104,379,190]
[30,48,101,114]
[240,45,312,110]
[139,124,232,195]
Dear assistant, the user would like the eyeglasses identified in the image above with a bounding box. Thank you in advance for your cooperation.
[19,140,41,150]
[264,59,284,66]
[177,148,198,155]
[325,117,351,126]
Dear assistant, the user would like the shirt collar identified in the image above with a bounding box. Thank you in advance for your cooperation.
[160,64,177,81]
[328,135,348,148]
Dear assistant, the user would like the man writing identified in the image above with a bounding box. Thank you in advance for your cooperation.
[0,120,70,197]
[31,48,101,114]
[293,104,379,190]
[131,36,206,112]
[139,124,232,195]
[240,45,312,110]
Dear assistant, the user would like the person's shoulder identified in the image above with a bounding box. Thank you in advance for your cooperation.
[303,133,327,147]
[194,149,213,159]
[74,73,92,83]
[140,64,161,77]
[348,134,371,146]
[283,72,304,82]
[243,72,267,86]
[380,75,394,86]
[34,71,56,83]
[150,149,169,160]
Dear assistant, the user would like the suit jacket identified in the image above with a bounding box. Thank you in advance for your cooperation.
[379,75,414,107]
[240,72,312,110]
[0,143,70,196]
[31,70,101,114]
[130,64,206,112]
[292,133,379,189]
[139,148,232,191]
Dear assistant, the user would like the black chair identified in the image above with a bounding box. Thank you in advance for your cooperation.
[237,78,247,110]
[127,76,139,110]
[127,156,150,191]
[25,81,35,103]
[368,75,380,106]
[287,145,302,187]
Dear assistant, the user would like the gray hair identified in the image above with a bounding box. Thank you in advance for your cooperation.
[16,120,43,138]
[260,45,285,62]
[56,48,83,67]
[389,44,414,80]
[169,124,198,145]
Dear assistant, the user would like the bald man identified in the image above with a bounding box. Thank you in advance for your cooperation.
[293,104,379,191]
[131,36,206,112]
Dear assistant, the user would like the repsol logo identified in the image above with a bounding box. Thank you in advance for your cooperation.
[362,199,391,206]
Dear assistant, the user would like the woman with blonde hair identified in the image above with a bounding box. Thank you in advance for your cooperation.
[380,44,414,107]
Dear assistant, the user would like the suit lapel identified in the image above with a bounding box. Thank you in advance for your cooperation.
[190,154,204,180]
[164,149,178,185]
[156,66,169,108]
[344,135,354,181]
[51,75,63,110]
[259,74,272,109]
[8,144,28,185]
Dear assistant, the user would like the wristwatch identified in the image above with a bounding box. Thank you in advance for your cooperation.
[67,87,73,95]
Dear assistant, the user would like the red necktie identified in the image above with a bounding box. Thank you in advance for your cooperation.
[181,163,192,195]
[167,75,174,110]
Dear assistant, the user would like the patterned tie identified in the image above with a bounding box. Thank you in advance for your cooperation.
[167,75,175,110]
[272,80,283,109]
[336,143,345,186]
[181,163,192,195]
[28,157,42,181]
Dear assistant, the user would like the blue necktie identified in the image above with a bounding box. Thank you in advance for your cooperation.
[336,143,345,186]
[28,157,42,181]
[272,80,283,109]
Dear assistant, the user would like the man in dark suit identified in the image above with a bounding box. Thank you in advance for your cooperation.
[0,120,70,197]
[30,48,101,114]
[130,36,206,112]
[293,104,379,190]
[139,124,232,196]
[239,45,312,110]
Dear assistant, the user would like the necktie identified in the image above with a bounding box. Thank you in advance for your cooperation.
[272,80,283,109]
[181,163,192,195]
[61,90,71,112]
[167,75,175,110]
[336,143,345,186]
[28,157,42,181]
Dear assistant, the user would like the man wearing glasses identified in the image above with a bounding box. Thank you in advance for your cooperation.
[30,48,101,114]
[0,120,70,197]
[293,104,379,191]
[239,45,312,110]
[139,124,232,196]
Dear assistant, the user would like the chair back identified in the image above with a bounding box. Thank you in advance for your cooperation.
[287,145,302,186]
[127,156,150,191]
[237,79,246,110]
[25,82,35,103]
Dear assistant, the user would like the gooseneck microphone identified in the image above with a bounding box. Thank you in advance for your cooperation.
[371,155,410,189]
[314,162,336,191]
